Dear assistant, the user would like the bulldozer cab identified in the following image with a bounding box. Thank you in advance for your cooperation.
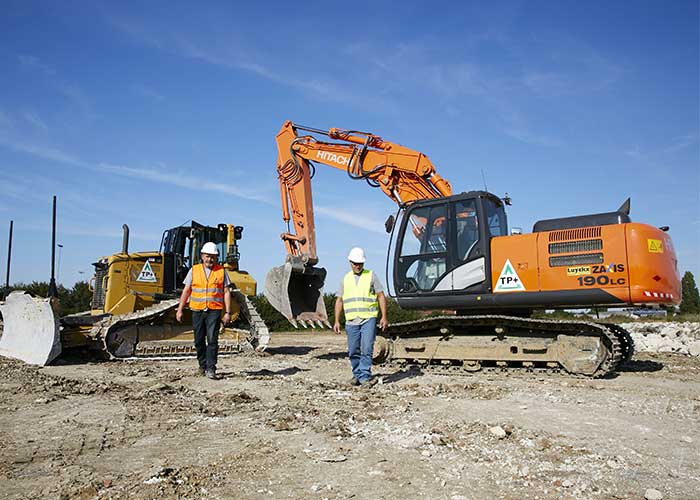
[159,221,243,293]
[392,191,508,297]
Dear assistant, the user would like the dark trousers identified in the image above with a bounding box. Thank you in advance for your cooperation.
[192,309,221,371]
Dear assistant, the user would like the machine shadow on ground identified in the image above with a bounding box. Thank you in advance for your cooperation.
[618,359,664,373]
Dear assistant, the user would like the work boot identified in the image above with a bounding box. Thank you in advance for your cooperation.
[205,369,221,380]
[349,377,360,386]
[359,377,377,388]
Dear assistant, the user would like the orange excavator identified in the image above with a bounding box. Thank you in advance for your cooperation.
[265,120,681,377]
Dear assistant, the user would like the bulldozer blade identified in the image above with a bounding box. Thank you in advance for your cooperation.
[264,262,328,325]
[0,291,61,365]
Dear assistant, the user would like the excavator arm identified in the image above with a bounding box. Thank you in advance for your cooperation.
[275,120,452,265]
[266,120,453,326]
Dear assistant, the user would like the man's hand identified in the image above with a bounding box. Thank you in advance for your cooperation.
[223,312,231,325]
[176,308,184,323]
[333,321,342,334]
[379,317,388,331]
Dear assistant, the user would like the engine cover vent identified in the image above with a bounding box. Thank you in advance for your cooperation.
[549,239,603,255]
[549,227,602,242]
[549,253,604,267]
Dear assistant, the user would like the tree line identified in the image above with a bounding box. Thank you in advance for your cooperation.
[2,271,698,328]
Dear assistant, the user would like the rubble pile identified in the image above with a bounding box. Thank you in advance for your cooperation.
[624,321,700,356]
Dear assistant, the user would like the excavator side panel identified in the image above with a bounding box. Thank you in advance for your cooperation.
[536,223,630,301]
[489,233,540,293]
[490,222,680,307]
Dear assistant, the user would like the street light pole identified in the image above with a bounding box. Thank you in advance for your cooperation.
[57,244,63,284]
[48,195,58,298]
[5,220,12,289]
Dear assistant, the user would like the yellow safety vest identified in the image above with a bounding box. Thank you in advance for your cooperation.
[189,264,225,311]
[342,269,378,320]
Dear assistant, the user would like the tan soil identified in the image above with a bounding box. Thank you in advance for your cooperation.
[0,331,698,500]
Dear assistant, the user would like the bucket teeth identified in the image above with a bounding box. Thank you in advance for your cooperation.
[299,319,308,328]
[324,321,332,329]
[316,320,325,329]
[309,321,316,329]
[290,319,298,329]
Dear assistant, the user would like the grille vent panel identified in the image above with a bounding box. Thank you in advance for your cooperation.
[549,227,602,242]
[549,253,604,267]
[91,267,108,309]
[549,239,603,255]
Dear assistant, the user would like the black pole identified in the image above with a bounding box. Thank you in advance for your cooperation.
[4,220,12,293]
[48,196,58,298]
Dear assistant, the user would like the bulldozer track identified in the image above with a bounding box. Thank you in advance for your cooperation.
[378,315,625,378]
[92,292,270,359]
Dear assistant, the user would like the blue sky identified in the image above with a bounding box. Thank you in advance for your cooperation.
[0,0,698,295]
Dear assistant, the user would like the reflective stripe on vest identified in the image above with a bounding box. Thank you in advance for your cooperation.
[341,269,378,320]
[189,264,225,310]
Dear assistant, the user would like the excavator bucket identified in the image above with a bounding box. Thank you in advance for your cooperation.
[264,263,330,328]
[0,291,62,365]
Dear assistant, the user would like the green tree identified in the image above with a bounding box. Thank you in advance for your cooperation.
[680,271,700,314]
[5,281,92,315]
[62,281,93,315]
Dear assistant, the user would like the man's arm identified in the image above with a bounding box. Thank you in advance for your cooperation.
[377,292,388,331]
[176,283,192,323]
[223,288,232,324]
[333,296,343,334]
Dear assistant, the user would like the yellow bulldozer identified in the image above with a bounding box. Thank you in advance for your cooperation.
[0,221,269,365]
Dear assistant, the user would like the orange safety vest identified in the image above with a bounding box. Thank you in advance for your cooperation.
[189,264,225,311]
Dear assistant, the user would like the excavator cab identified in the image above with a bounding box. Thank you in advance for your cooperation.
[393,191,506,300]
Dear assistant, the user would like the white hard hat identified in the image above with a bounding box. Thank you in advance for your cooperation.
[201,242,219,255]
[347,247,366,263]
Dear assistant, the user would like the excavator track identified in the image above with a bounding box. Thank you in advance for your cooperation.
[93,292,270,359]
[374,315,626,378]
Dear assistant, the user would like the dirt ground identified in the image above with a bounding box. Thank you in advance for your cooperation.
[1,331,699,500]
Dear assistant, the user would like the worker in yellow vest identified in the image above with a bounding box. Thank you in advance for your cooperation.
[176,242,232,379]
[333,247,388,387]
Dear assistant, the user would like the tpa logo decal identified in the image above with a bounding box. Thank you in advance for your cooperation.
[494,259,526,292]
[136,261,157,283]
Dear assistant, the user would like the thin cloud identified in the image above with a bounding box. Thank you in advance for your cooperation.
[104,12,388,108]
[0,139,77,168]
[315,205,384,234]
[0,134,393,237]
[0,137,86,166]
[624,146,645,160]
[16,54,92,119]
[17,54,55,75]
[663,133,698,154]
[96,162,271,203]
[131,84,165,102]
[22,112,49,133]
[625,132,698,159]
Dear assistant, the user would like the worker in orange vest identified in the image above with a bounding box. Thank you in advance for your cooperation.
[176,242,232,379]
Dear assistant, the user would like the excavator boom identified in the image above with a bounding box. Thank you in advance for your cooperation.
[266,121,452,325]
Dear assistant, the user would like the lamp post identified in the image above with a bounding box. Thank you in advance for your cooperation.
[57,244,63,284]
